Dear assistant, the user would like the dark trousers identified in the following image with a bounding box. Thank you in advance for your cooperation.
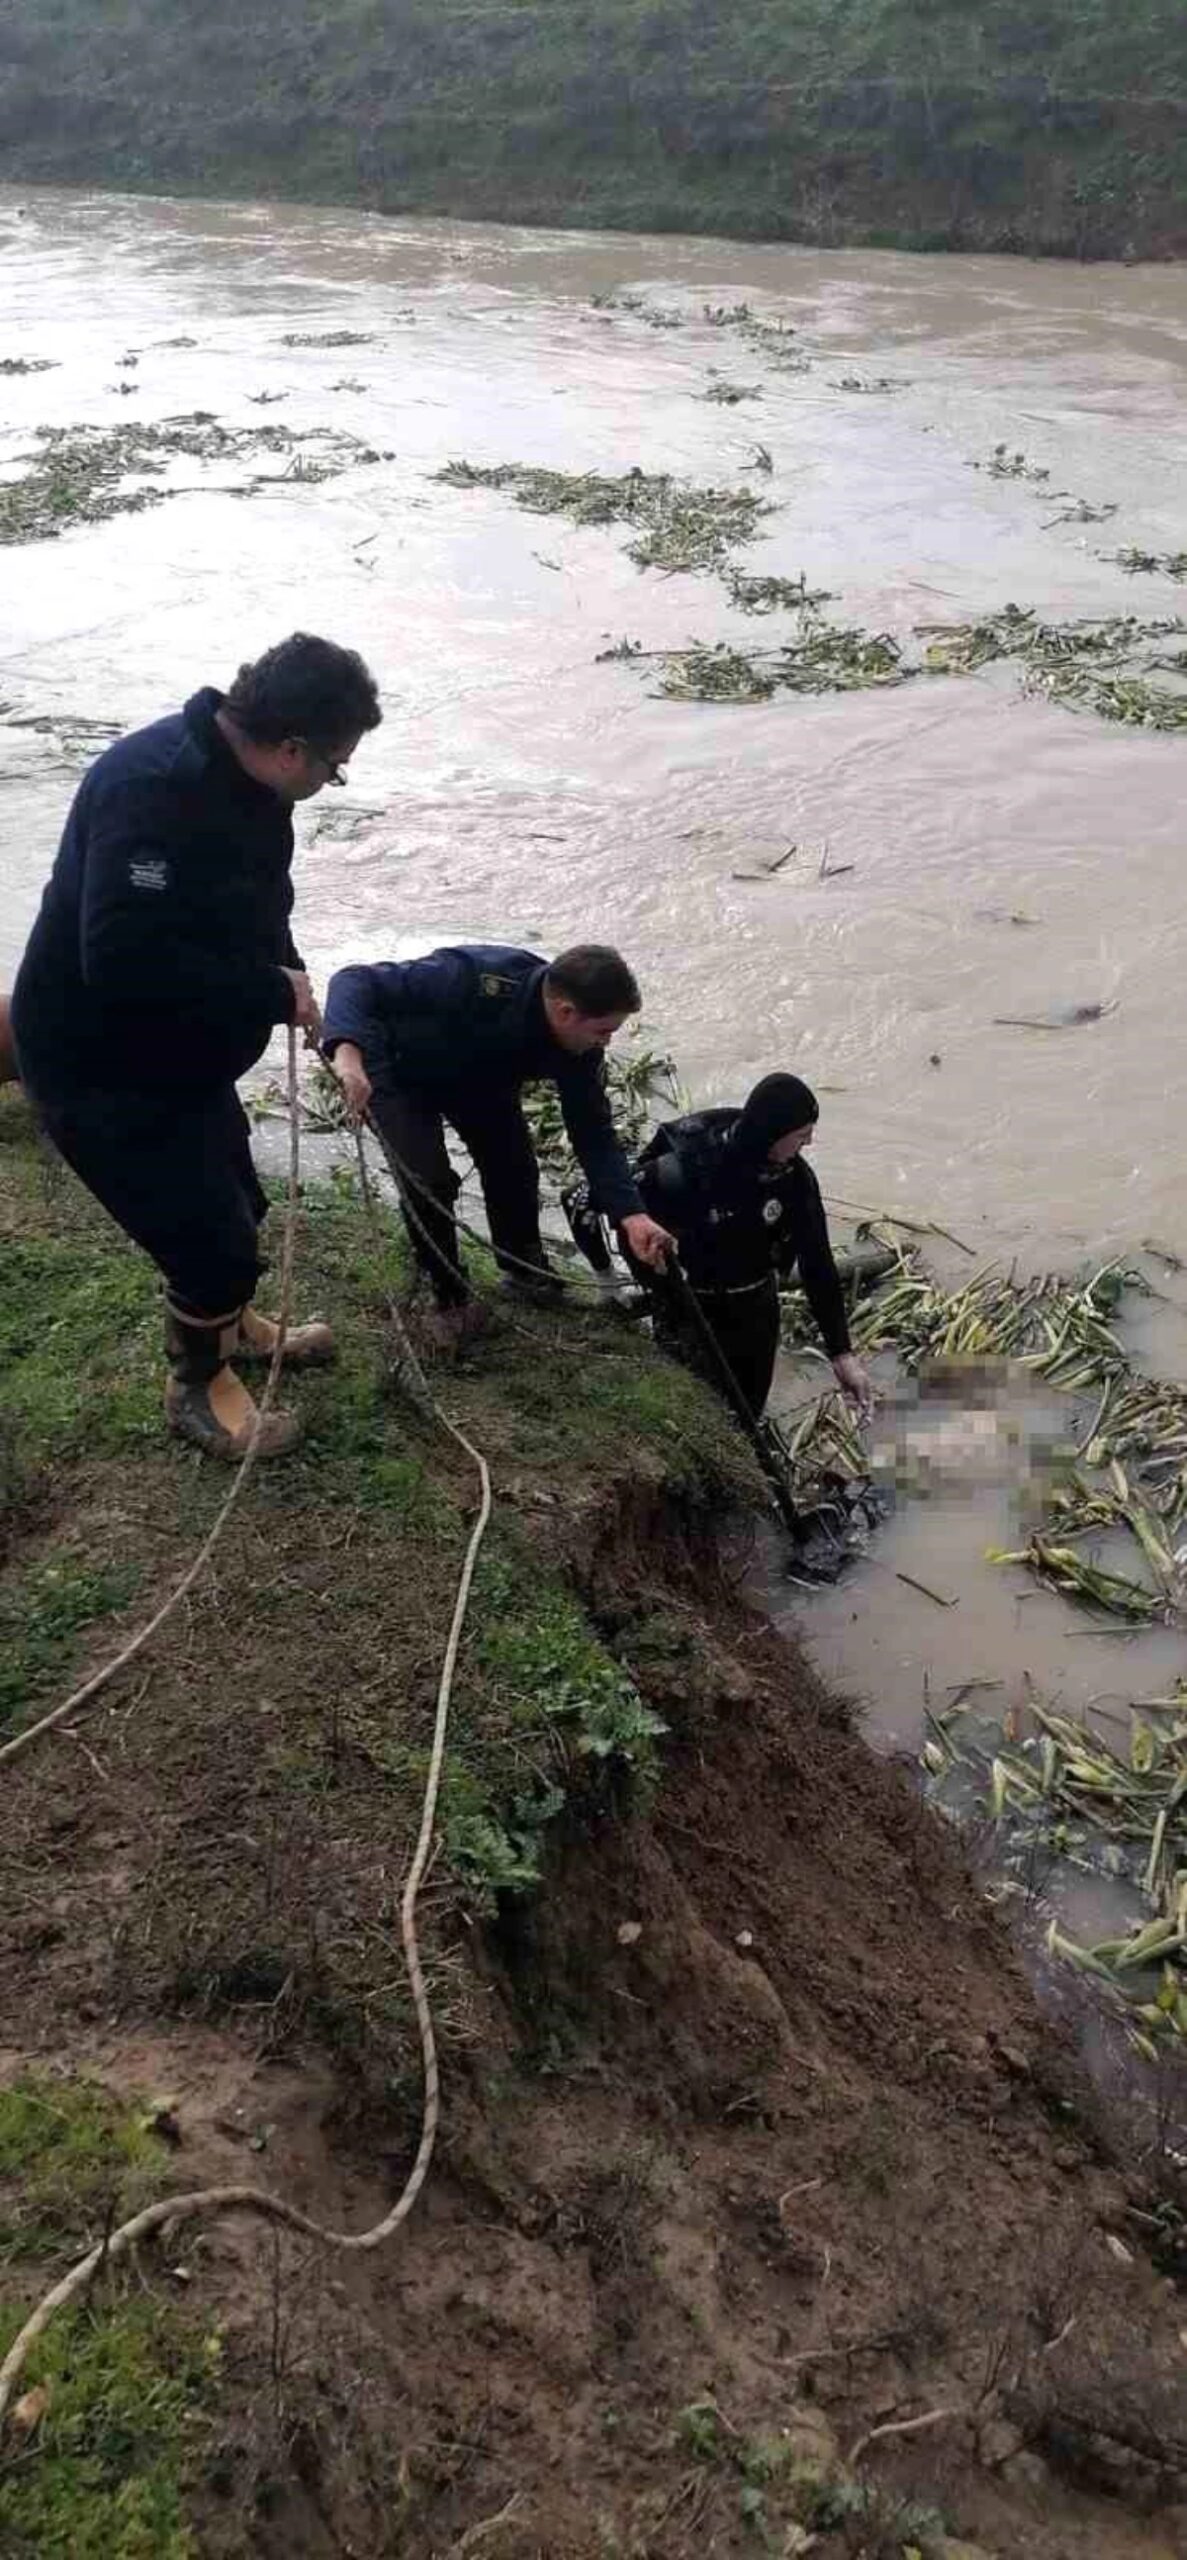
[370,1084,546,1305]
[34,1083,268,1319]
[646,1268,782,1419]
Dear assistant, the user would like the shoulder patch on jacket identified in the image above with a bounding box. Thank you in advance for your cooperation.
[479,971,516,998]
[128,857,169,892]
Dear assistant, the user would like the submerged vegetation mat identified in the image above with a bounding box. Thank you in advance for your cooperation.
[601,599,1187,727]
[277,328,377,347]
[435,415,1187,732]
[436,457,773,578]
[785,1248,1187,2067]
[702,302,811,373]
[917,604,1187,732]
[927,1687,1187,2069]
[702,374,763,405]
[782,1253,1187,1624]
[724,568,834,613]
[589,290,684,330]
[644,626,912,700]
[1113,546,1187,581]
[0,415,393,544]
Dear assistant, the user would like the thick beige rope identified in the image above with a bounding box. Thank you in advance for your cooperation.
[0,1029,493,2423]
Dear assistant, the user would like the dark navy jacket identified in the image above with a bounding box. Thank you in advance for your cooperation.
[324,944,643,1221]
[11,687,301,1101]
[636,1106,851,1354]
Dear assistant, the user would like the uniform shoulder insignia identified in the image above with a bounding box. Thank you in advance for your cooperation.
[128,857,168,892]
[479,971,513,998]
[762,1196,784,1225]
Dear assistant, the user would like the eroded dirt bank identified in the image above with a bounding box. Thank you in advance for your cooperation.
[2,1092,1186,2555]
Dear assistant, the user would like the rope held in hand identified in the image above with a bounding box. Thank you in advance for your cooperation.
[0,1027,494,2426]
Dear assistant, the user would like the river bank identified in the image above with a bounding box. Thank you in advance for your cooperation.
[0,0,1185,260]
[3,1090,1187,2556]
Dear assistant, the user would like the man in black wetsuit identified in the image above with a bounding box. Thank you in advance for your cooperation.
[626,1072,873,1420]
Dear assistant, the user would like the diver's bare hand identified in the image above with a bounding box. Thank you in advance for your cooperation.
[832,1352,874,1417]
[620,1212,675,1271]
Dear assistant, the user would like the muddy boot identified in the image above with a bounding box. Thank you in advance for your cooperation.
[423,1298,490,1356]
[164,1304,301,1461]
[236,1303,335,1367]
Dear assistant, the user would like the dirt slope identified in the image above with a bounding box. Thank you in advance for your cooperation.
[2,1090,1186,2554]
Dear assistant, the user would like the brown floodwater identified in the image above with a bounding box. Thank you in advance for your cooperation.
[3,186,1187,1910]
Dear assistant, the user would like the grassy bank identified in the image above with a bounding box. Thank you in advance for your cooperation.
[0,0,1185,259]
[0,1083,750,1941]
[4,1085,1187,2556]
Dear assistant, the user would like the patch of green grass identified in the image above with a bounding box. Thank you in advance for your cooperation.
[473,1549,665,1764]
[568,1339,759,1497]
[257,1178,462,1523]
[0,2296,215,2559]
[0,2075,170,2263]
[0,2081,211,2555]
[292,1338,454,1523]
[0,1228,161,1476]
[429,1540,670,1908]
[0,1549,142,1739]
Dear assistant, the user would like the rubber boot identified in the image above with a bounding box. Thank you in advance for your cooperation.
[236,1303,335,1367]
[164,1304,301,1461]
[422,1299,489,1355]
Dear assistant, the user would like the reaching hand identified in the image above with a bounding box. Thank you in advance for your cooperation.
[620,1211,676,1271]
[333,1048,373,1124]
[832,1351,874,1417]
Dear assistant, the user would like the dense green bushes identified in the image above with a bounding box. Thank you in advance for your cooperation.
[0,0,1185,254]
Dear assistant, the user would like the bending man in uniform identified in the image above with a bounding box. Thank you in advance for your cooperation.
[324,942,673,1344]
[621,1073,873,1420]
[10,633,382,1460]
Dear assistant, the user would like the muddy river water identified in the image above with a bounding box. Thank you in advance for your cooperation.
[3,187,1187,1935]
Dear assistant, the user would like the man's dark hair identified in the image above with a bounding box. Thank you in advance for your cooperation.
[545,945,640,1017]
[224,633,382,751]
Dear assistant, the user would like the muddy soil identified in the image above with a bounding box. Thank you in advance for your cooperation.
[5,1478,1187,2557]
